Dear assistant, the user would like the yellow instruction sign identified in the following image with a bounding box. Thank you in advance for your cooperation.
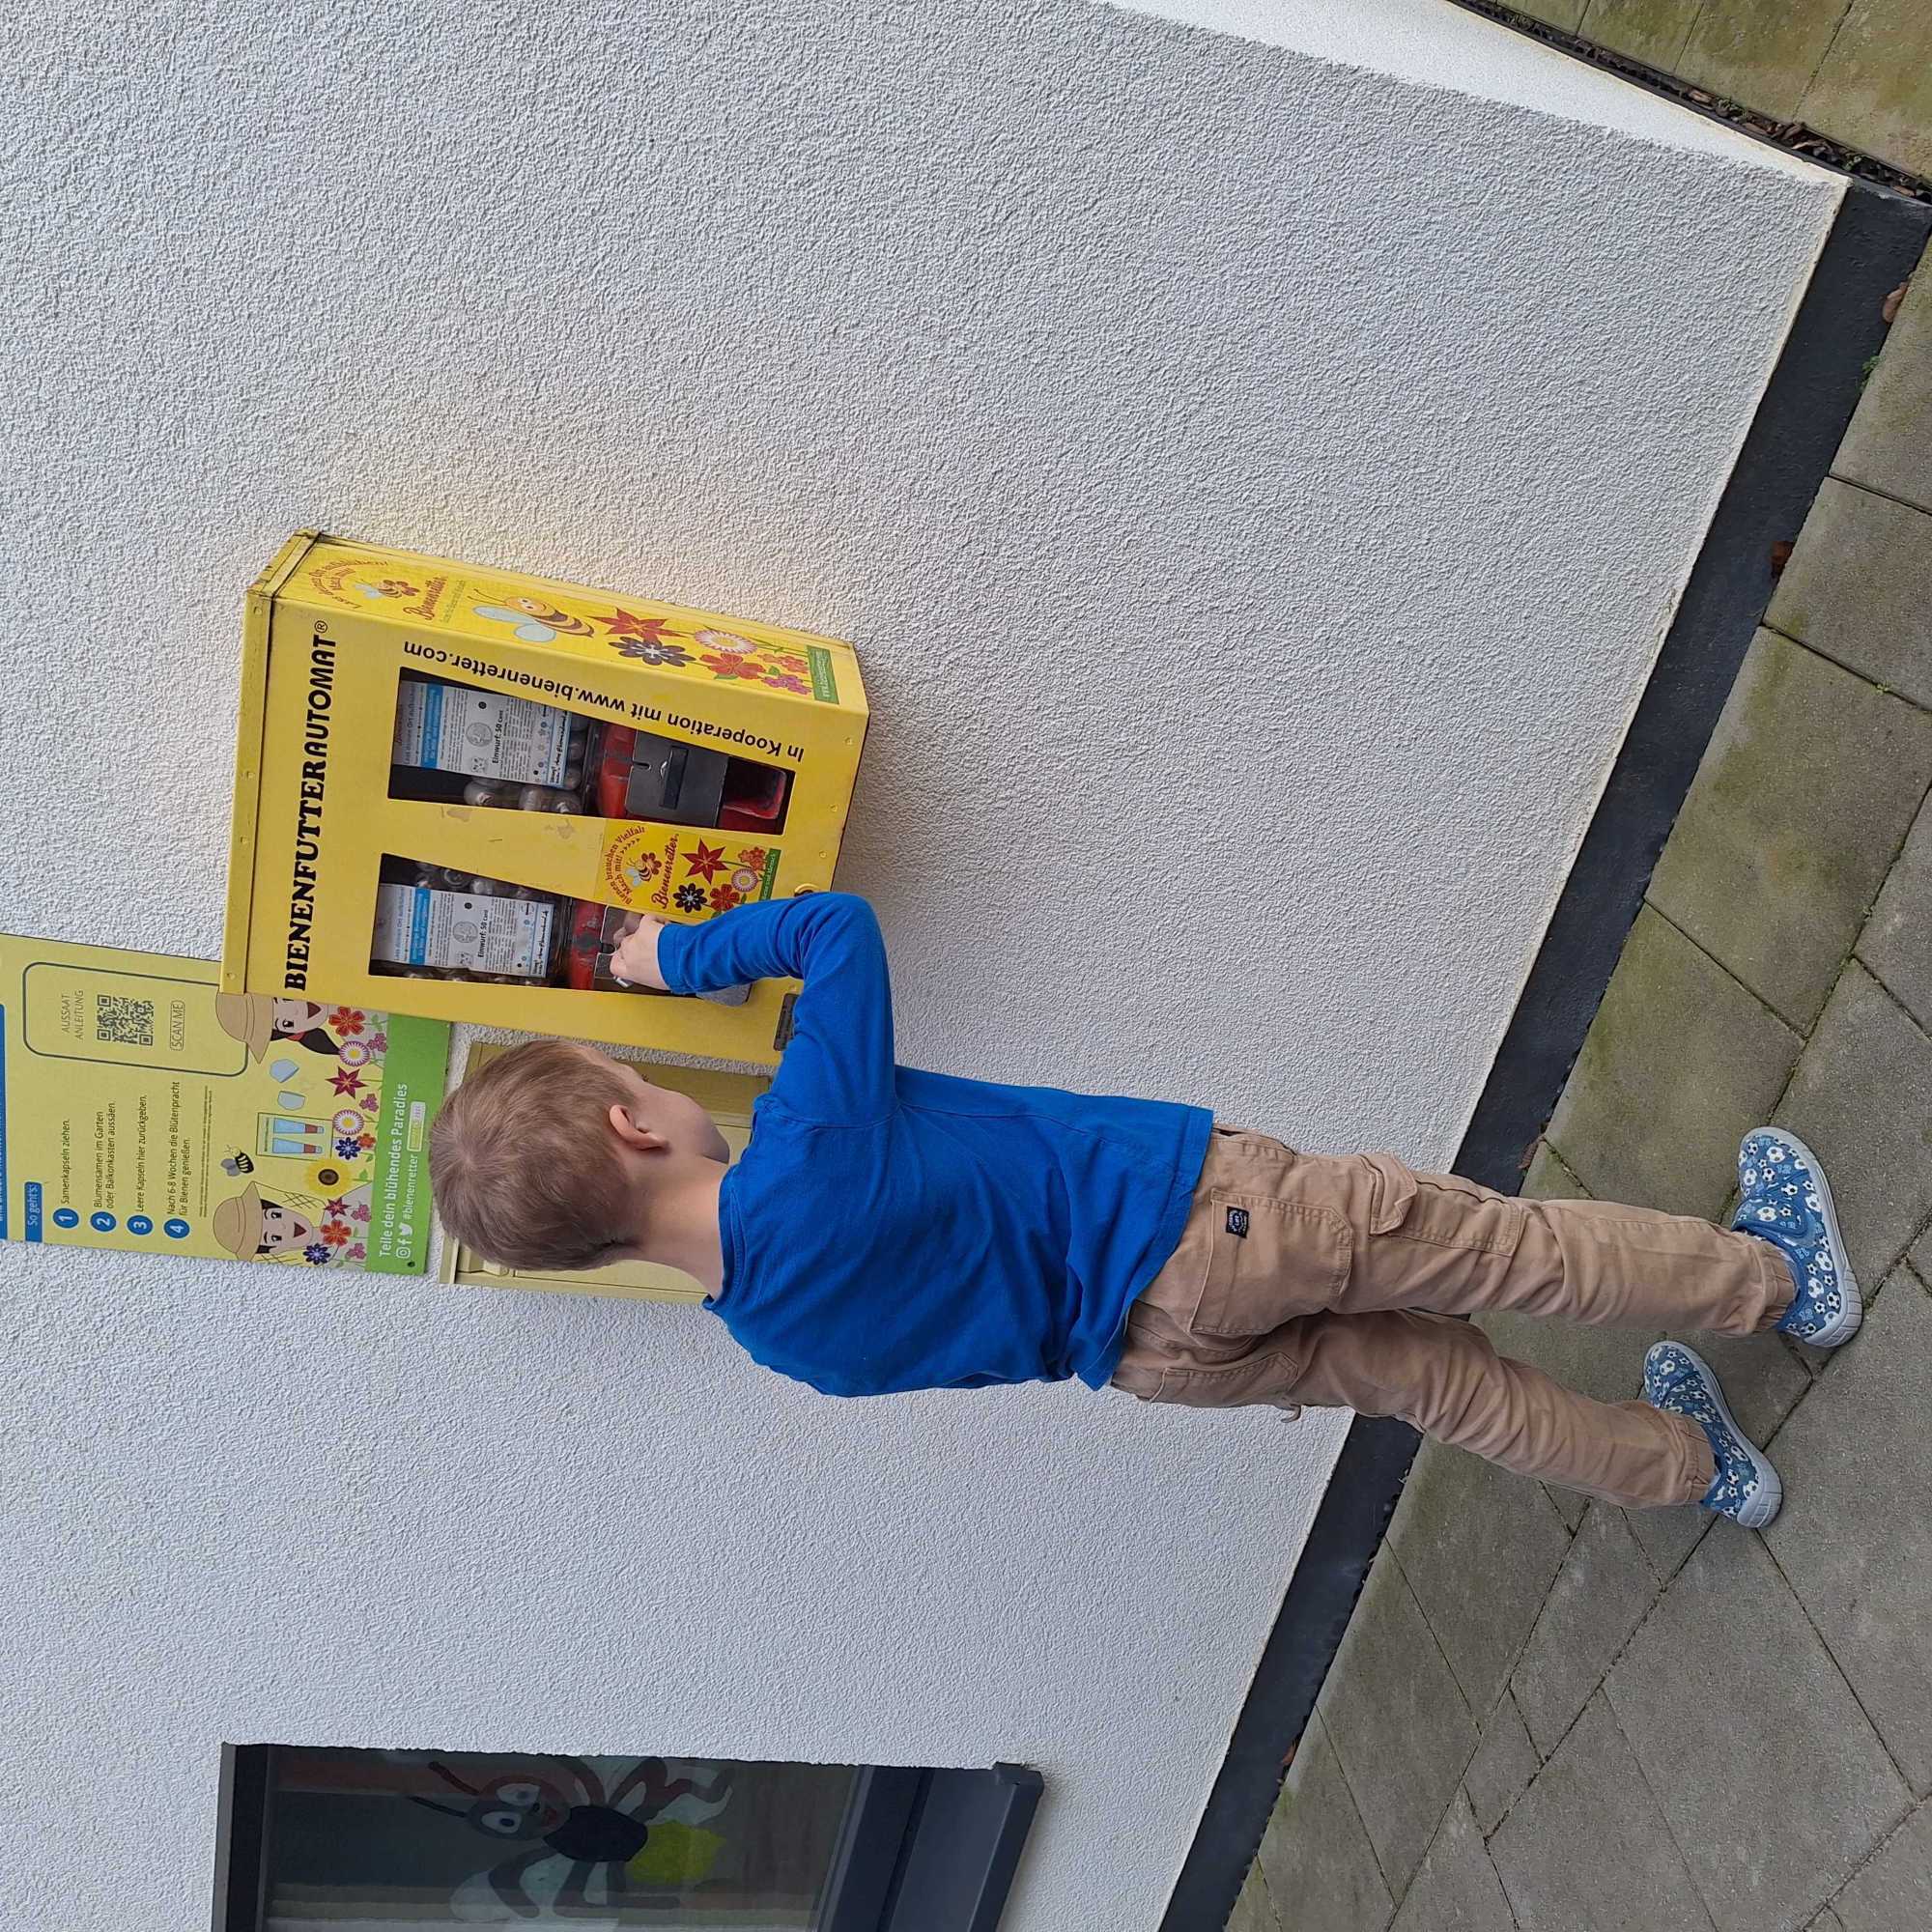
[1,933,449,1274]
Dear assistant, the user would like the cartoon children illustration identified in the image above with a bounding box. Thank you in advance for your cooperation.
[216,992,346,1061]
[213,1179,374,1267]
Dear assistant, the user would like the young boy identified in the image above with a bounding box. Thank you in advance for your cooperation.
[431,894,1859,1525]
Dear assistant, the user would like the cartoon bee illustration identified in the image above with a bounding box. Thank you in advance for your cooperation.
[472,596,594,642]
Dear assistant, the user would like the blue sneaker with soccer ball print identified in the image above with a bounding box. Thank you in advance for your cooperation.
[1643,1343,1782,1528]
[1733,1129,1861,1348]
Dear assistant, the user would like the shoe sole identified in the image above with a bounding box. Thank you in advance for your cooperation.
[1758,1129,1862,1349]
[1662,1343,1782,1529]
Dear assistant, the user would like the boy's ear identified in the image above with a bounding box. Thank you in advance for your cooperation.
[608,1102,668,1153]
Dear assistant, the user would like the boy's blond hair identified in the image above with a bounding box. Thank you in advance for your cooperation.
[430,1040,641,1270]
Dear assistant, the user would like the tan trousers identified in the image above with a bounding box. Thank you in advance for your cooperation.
[1112,1128,1795,1508]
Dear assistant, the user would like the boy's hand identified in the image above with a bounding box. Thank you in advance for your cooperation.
[609,913,670,990]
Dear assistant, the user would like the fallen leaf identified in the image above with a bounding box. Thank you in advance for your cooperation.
[1883,278,1911,326]
[1769,540,1794,578]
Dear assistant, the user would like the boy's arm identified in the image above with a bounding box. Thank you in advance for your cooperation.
[611,894,896,1126]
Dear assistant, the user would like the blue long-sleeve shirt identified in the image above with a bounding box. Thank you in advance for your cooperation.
[654,895,1212,1396]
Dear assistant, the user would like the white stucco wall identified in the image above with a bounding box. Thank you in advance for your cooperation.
[0,2,1838,1926]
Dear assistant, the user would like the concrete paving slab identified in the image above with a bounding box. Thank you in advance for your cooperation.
[1389,1790,1515,1932]
[1606,1529,1910,1932]
[1389,1437,1576,1721]
[1512,1503,1660,1757]
[1776,961,1932,1288]
[1678,0,1851,121]
[1647,628,1932,1030]
[1829,1803,1932,1931]
[1768,481,1932,712]
[1320,1551,1479,1901]
[1463,1688,1539,1836]
[1574,0,1699,71]
[1523,1139,1591,1202]
[1764,1274,1932,1796]
[1226,1860,1281,1932]
[1490,1691,1713,1932]
[1257,1712,1393,1932]
[1835,265,1932,517]
[1548,904,1803,1220]
[1621,1489,1714,1584]
[1511,0,1590,29]
[1800,0,1932,179]
[1857,785,1932,1034]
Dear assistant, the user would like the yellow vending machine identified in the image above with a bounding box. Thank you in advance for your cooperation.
[223,534,868,1065]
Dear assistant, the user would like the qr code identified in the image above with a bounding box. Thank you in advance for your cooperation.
[96,994,155,1047]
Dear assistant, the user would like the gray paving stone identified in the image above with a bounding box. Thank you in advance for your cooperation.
[1776,961,1932,1288]
[1544,1480,1588,1533]
[1676,0,1851,120]
[1320,1550,1479,1900]
[1549,904,1803,1221]
[1621,1488,1714,1585]
[1523,1138,1591,1203]
[1764,1274,1932,1796]
[1606,1529,1910,1932]
[1836,265,1932,517]
[1491,1692,1713,1932]
[1464,1688,1539,1837]
[1914,1228,1932,1285]
[1226,1860,1281,1932]
[1512,0,1589,29]
[1858,786,1932,1034]
[1574,0,1699,71]
[1512,1503,1660,1758]
[1799,0,1932,180]
[1648,629,1932,1031]
[1389,1436,1575,1720]
[1390,1790,1515,1932]
[1811,1910,1846,1932]
[1257,1712,1392,1932]
[1768,481,1932,712]
[1831,1803,1932,1931]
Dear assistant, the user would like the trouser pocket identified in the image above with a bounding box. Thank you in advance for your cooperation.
[1190,1187,1351,1338]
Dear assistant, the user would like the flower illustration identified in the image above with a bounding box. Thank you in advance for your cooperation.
[322,1220,352,1248]
[357,1131,376,1151]
[329,1066,364,1097]
[736,846,768,870]
[351,1203,371,1224]
[696,629,761,656]
[684,839,728,882]
[334,1135,365,1160]
[325,1197,349,1219]
[366,1031,387,1054]
[771,654,809,674]
[344,1242,366,1263]
[360,1093,380,1113]
[327,1007,366,1036]
[303,1243,331,1265]
[597,608,669,640]
[613,637,693,667]
[709,883,743,912]
[674,883,706,912]
[698,653,770,682]
[729,867,760,895]
[762,672,810,695]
